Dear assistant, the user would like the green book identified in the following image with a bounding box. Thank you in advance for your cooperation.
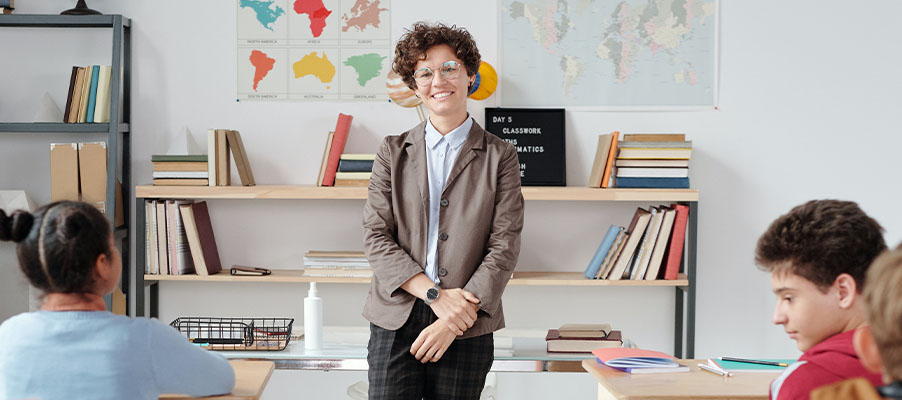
[151,155,209,162]
[714,358,796,372]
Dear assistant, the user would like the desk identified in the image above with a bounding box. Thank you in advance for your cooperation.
[160,360,274,400]
[218,327,584,372]
[582,359,779,400]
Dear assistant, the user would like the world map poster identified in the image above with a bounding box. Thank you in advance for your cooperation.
[501,0,718,108]
[238,0,391,101]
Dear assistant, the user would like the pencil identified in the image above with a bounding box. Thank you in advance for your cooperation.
[722,357,789,367]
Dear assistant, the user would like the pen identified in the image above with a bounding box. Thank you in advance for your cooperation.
[698,363,732,377]
[722,357,789,367]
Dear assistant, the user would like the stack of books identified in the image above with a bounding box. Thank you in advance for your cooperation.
[302,250,372,278]
[545,323,623,353]
[583,204,690,281]
[63,65,113,124]
[334,154,375,186]
[613,134,691,188]
[151,155,209,186]
[143,200,222,276]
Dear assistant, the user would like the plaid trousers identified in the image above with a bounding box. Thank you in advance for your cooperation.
[367,299,494,400]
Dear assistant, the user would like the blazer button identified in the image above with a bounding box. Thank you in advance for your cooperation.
[440,199,449,207]
[439,232,448,241]
[439,268,448,277]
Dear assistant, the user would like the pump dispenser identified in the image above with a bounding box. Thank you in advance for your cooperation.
[304,282,323,350]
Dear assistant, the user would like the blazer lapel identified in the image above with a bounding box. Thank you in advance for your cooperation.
[404,121,429,207]
[443,122,486,196]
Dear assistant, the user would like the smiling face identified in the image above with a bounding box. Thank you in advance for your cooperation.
[413,44,474,120]
[771,270,845,351]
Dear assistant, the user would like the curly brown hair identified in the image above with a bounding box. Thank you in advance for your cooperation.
[755,199,887,292]
[0,201,112,295]
[393,22,481,91]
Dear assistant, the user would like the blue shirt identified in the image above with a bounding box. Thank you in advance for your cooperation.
[423,116,473,283]
[0,311,235,400]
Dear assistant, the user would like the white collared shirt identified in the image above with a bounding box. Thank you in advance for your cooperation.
[423,115,473,283]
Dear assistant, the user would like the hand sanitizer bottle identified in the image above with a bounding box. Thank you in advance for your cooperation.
[304,282,323,351]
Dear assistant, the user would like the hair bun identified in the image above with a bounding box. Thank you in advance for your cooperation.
[0,209,35,243]
[59,211,89,241]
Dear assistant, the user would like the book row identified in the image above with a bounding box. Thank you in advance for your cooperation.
[584,204,689,281]
[63,65,113,123]
[143,200,222,276]
[588,133,692,189]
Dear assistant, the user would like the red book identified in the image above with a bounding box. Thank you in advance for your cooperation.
[322,113,353,186]
[662,204,689,280]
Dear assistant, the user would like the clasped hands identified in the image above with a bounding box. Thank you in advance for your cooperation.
[410,288,480,363]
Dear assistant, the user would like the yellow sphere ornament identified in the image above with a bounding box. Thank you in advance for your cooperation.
[468,61,498,101]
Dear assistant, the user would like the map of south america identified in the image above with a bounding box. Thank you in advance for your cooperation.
[294,0,332,37]
[249,50,276,91]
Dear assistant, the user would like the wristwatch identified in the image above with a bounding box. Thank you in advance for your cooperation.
[424,285,440,305]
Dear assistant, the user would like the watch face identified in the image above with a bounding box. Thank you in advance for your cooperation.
[426,287,439,301]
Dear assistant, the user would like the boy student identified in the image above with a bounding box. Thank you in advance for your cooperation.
[756,199,886,400]
[0,201,234,400]
[811,247,902,399]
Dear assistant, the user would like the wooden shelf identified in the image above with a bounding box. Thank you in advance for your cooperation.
[135,185,698,202]
[144,270,688,287]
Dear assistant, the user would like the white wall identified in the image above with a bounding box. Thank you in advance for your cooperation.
[2,0,902,398]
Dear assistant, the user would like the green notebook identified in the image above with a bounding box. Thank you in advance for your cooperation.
[715,358,797,372]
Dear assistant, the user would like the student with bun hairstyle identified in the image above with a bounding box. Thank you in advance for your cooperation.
[0,201,234,400]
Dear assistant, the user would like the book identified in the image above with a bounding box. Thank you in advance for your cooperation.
[546,329,622,353]
[662,204,690,280]
[63,66,78,123]
[215,129,230,186]
[305,250,366,258]
[152,171,209,179]
[615,177,690,189]
[153,178,209,186]
[166,201,177,275]
[558,323,612,338]
[322,113,353,186]
[622,134,686,142]
[617,141,692,148]
[334,172,371,180]
[67,67,86,123]
[85,65,100,122]
[615,168,689,178]
[584,225,622,278]
[226,130,255,186]
[596,229,626,279]
[617,147,692,160]
[632,207,664,280]
[180,201,222,275]
[153,161,208,172]
[614,159,689,168]
[600,131,620,188]
[644,207,676,280]
[592,347,688,374]
[151,154,208,162]
[155,201,169,275]
[599,229,629,279]
[207,129,217,187]
[173,201,195,275]
[145,200,158,274]
[92,65,111,123]
[77,65,93,123]
[587,133,612,188]
[338,159,374,173]
[339,153,376,160]
[316,131,334,186]
[606,208,652,280]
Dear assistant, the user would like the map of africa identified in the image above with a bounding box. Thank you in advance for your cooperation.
[502,0,717,107]
[238,0,392,101]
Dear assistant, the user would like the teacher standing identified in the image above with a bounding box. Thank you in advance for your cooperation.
[362,22,525,400]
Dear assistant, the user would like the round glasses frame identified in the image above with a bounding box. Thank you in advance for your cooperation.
[413,61,462,86]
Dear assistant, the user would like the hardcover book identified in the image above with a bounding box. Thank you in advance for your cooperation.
[546,330,622,353]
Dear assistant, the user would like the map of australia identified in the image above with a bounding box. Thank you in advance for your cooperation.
[293,52,336,86]
[343,53,386,86]
[294,0,332,38]
[239,0,285,31]
[249,50,276,91]
[341,0,388,32]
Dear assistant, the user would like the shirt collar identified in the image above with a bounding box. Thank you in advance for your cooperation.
[425,115,473,151]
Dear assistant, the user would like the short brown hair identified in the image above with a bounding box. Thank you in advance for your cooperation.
[863,247,902,380]
[392,22,481,91]
[755,200,886,291]
[0,201,112,295]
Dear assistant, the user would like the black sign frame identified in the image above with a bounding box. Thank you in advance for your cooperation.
[485,107,566,186]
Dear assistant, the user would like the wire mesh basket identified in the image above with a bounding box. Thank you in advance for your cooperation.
[170,317,294,351]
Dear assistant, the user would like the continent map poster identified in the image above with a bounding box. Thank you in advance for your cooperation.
[238,0,391,101]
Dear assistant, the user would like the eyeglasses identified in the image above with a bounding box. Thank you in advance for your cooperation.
[413,61,462,86]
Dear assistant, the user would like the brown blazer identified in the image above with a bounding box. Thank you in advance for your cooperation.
[362,120,524,339]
